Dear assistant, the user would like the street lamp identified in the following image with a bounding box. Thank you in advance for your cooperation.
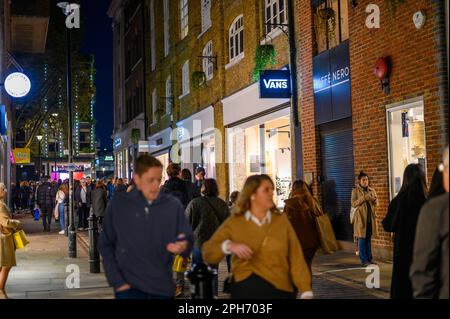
[52,113,59,181]
[57,1,76,258]
[36,135,43,178]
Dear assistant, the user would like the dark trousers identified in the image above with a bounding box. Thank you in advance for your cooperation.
[115,288,173,300]
[230,274,296,299]
[358,223,373,264]
[77,203,89,229]
[192,247,218,296]
[40,206,53,231]
[303,247,318,273]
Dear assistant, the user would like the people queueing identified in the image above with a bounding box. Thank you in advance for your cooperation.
[185,178,230,296]
[284,180,321,273]
[202,174,313,299]
[351,171,378,267]
[382,164,428,299]
[0,183,23,299]
[37,176,57,232]
[98,155,193,299]
[410,146,449,299]
[75,178,92,231]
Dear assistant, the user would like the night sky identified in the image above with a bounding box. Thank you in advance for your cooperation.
[80,0,113,150]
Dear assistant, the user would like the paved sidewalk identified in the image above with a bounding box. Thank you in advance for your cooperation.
[6,214,113,299]
[7,214,391,299]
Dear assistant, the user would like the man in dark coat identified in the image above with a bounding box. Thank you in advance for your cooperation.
[98,155,192,299]
[161,163,191,208]
[37,176,57,232]
[410,146,449,299]
[192,167,206,199]
[74,178,92,231]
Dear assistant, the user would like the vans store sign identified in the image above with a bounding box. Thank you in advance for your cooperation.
[259,70,291,99]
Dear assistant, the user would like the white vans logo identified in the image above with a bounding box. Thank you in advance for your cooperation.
[263,79,288,89]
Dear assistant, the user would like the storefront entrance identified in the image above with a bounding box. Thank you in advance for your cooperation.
[320,117,355,241]
[228,109,292,208]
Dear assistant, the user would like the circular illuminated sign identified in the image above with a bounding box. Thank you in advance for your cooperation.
[4,72,31,98]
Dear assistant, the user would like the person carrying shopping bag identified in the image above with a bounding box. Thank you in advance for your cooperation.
[0,183,23,299]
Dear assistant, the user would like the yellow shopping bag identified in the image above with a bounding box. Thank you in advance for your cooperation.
[172,255,190,272]
[13,230,30,250]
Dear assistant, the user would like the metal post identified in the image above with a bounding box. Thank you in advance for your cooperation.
[287,0,304,179]
[66,26,77,258]
[141,0,148,140]
[38,141,41,178]
[88,213,100,273]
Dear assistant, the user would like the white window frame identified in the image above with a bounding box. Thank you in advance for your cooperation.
[150,0,156,71]
[180,0,189,40]
[164,0,170,56]
[152,88,158,124]
[264,0,287,35]
[201,0,212,34]
[202,41,214,81]
[228,15,244,63]
[180,60,190,98]
[165,76,172,115]
[386,97,427,200]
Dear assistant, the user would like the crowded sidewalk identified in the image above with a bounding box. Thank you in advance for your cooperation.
[7,214,391,299]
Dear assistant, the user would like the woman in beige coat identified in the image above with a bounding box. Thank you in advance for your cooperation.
[0,182,22,299]
[351,172,378,267]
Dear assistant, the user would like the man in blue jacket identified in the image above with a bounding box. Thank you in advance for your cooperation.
[98,155,193,299]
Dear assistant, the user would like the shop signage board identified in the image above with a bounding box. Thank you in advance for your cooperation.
[12,148,31,164]
[313,40,352,125]
[0,105,6,136]
[259,70,292,99]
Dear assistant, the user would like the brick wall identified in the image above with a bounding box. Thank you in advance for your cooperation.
[295,0,448,257]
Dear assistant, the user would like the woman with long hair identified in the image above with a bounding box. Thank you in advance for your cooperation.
[351,171,378,266]
[0,183,23,299]
[55,183,69,235]
[203,174,313,299]
[284,180,321,272]
[382,164,428,299]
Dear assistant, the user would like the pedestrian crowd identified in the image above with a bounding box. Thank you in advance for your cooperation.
[0,145,448,300]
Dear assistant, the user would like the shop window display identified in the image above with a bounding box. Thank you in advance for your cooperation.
[387,101,427,198]
[229,115,292,208]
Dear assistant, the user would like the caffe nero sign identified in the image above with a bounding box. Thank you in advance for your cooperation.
[259,70,291,99]
[313,40,351,125]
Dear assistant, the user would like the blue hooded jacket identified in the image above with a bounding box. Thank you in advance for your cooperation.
[98,187,193,297]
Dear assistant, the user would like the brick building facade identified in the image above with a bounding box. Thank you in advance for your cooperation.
[296,0,448,258]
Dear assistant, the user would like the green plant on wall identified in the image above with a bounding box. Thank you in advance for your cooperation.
[192,71,207,89]
[385,0,406,16]
[252,44,277,81]
[131,128,141,144]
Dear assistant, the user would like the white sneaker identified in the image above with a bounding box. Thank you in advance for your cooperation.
[59,230,65,235]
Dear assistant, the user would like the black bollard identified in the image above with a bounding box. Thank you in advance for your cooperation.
[186,262,216,299]
[87,213,100,273]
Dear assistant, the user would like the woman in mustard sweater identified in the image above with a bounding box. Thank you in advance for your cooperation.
[202,175,313,299]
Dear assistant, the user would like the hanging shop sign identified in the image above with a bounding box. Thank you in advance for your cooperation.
[259,70,291,99]
[12,148,31,164]
[0,105,6,136]
[113,137,122,149]
[313,40,351,125]
[4,72,31,98]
